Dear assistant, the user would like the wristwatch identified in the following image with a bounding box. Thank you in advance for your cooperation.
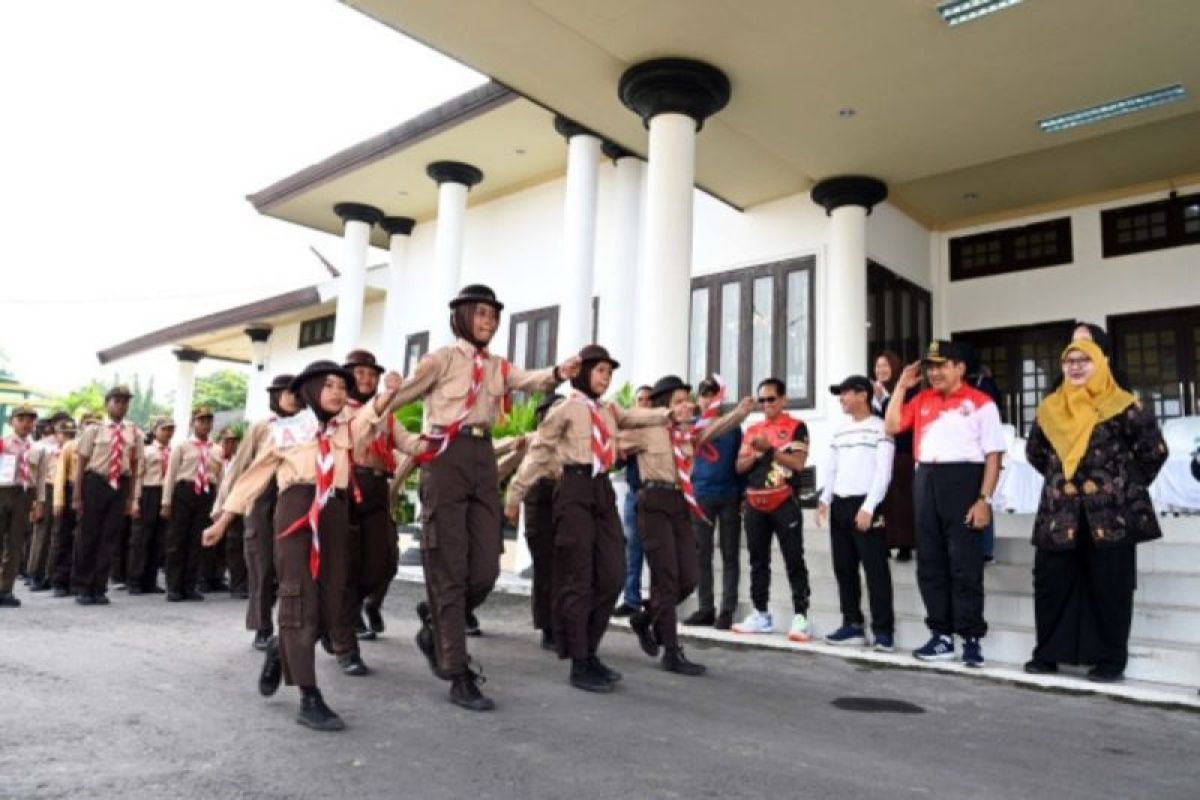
[978,493,992,504]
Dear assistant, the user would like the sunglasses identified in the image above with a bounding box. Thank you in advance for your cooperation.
[757,395,780,404]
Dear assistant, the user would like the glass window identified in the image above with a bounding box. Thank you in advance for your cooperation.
[533,318,552,368]
[719,282,740,388]
[751,277,773,391]
[511,322,528,369]
[689,288,709,385]
[785,269,810,402]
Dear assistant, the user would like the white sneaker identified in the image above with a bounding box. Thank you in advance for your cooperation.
[731,610,774,634]
[787,614,812,643]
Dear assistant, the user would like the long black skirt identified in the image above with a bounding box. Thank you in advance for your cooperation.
[1032,516,1137,671]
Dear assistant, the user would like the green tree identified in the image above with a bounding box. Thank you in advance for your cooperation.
[192,370,248,412]
[55,374,168,427]
[57,380,107,417]
[127,374,169,428]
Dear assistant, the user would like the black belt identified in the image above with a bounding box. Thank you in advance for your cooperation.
[641,480,679,491]
[562,464,598,476]
[534,477,557,490]
[431,423,492,439]
[354,466,390,478]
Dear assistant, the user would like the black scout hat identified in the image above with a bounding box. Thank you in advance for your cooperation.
[266,373,295,393]
[289,360,355,394]
[649,375,692,401]
[343,349,385,374]
[922,339,968,365]
[578,344,620,370]
[449,284,504,312]
[829,375,873,395]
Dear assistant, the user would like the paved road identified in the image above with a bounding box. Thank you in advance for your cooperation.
[2,581,1197,800]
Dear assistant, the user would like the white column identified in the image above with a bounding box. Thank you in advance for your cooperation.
[331,203,382,358]
[555,117,602,358]
[380,216,415,369]
[244,326,272,419]
[598,147,644,380]
[172,349,201,443]
[619,58,730,383]
[427,161,483,348]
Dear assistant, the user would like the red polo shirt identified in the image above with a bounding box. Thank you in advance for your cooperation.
[897,385,1006,464]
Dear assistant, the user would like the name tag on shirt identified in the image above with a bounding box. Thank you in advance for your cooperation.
[0,455,15,483]
[271,409,319,449]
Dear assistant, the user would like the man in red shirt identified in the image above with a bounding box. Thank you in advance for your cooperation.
[886,340,1005,668]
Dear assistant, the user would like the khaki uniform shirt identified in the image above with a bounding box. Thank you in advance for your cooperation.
[390,339,560,428]
[135,440,172,497]
[163,437,223,499]
[39,440,63,489]
[222,402,383,517]
[213,419,272,515]
[346,399,424,472]
[76,419,144,480]
[621,405,751,485]
[494,436,527,485]
[53,440,80,510]
[0,434,48,490]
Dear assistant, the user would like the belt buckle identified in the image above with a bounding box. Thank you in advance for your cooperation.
[468,424,487,438]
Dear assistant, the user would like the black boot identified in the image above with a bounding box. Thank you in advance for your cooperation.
[297,688,345,732]
[252,630,272,651]
[415,601,449,680]
[355,613,376,641]
[30,578,51,592]
[364,600,385,634]
[628,611,659,657]
[319,633,334,655]
[895,547,913,563]
[540,628,555,651]
[0,593,20,608]
[569,659,614,693]
[682,609,715,626]
[465,611,482,637]
[449,669,494,712]
[587,655,622,683]
[661,646,706,676]
[338,651,370,677]
[259,637,283,697]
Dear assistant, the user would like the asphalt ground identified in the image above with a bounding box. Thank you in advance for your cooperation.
[2,581,1197,800]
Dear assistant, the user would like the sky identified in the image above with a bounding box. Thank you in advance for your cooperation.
[0,0,484,399]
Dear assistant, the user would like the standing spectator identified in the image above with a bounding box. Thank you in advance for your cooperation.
[962,343,1003,564]
[872,351,916,562]
[127,417,174,595]
[885,341,1005,667]
[817,376,896,651]
[0,405,48,608]
[613,384,653,617]
[683,377,744,630]
[732,378,813,642]
[1024,340,1167,683]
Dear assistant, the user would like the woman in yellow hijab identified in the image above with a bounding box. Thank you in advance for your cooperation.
[1024,339,1167,683]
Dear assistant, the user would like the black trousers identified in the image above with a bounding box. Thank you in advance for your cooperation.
[110,516,132,584]
[50,482,77,590]
[914,463,987,638]
[693,495,741,615]
[1033,516,1136,672]
[743,496,810,615]
[73,473,130,596]
[244,480,278,633]
[165,481,214,595]
[523,478,556,631]
[128,486,166,592]
[226,517,247,595]
[829,495,894,636]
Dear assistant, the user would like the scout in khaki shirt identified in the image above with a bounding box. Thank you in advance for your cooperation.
[162,407,221,601]
[0,405,48,606]
[72,385,143,605]
[216,426,248,600]
[25,412,71,592]
[203,360,405,733]
[620,375,753,676]
[127,417,174,595]
[51,414,94,595]
[505,346,671,693]
[384,284,579,712]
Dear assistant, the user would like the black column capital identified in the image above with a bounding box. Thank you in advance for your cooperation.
[601,141,638,163]
[244,325,272,344]
[810,176,888,216]
[426,160,484,188]
[333,202,384,226]
[618,58,731,131]
[553,115,599,141]
[380,216,416,237]
[174,347,205,363]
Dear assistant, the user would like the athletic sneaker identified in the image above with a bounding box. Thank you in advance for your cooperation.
[913,634,955,662]
[824,624,866,646]
[787,614,812,643]
[731,610,774,634]
[872,633,896,653]
[961,637,985,668]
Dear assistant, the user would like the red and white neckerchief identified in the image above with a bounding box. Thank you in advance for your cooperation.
[193,438,211,495]
[6,436,34,488]
[278,420,337,580]
[670,423,709,523]
[693,374,727,463]
[415,349,500,465]
[572,392,613,475]
[108,422,124,489]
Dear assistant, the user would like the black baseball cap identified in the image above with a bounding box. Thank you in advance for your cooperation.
[829,375,873,395]
[922,339,968,364]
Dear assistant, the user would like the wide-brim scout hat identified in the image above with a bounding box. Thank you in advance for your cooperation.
[192,406,215,421]
[649,375,692,401]
[217,426,239,441]
[105,384,133,400]
[578,344,620,371]
[829,375,873,395]
[922,339,967,365]
[342,349,385,374]
[79,412,102,425]
[55,419,78,435]
[289,360,355,394]
[449,284,504,312]
[267,373,295,393]
[152,417,176,431]
[10,403,37,419]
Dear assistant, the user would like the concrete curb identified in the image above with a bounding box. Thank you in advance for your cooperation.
[397,566,1200,712]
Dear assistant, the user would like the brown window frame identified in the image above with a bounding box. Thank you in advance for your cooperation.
[949,217,1073,281]
[1101,192,1200,258]
[298,314,336,349]
[403,331,429,375]
[689,256,816,409]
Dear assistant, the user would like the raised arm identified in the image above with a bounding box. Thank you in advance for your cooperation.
[885,362,922,436]
[695,397,754,447]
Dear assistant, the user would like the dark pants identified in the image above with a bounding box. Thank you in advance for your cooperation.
[73,473,130,596]
[0,486,36,594]
[244,480,278,633]
[274,486,350,688]
[621,488,643,608]
[693,495,741,615]
[551,470,624,661]
[419,435,501,676]
[1033,517,1136,672]
[50,482,77,590]
[25,484,55,582]
[914,463,987,638]
[226,517,247,595]
[199,529,227,588]
[110,516,132,584]
[348,470,398,629]
[165,481,214,595]
[128,486,166,592]
[744,496,810,614]
[884,455,916,550]
[829,495,894,636]
[637,487,697,650]
[523,478,556,631]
